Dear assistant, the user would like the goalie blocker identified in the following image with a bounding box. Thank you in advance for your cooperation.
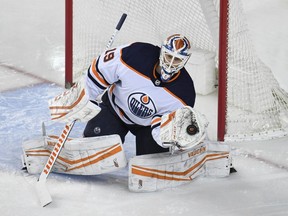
[48,77,101,123]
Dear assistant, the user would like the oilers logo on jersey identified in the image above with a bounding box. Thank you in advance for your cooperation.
[128,92,156,119]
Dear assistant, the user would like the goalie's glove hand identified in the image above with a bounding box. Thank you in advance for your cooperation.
[48,79,101,123]
[160,106,209,151]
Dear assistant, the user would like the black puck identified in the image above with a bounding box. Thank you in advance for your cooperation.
[186,124,198,135]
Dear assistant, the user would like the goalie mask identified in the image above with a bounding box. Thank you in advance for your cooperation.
[159,34,192,82]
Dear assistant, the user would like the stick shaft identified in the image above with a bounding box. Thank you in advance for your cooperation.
[36,13,127,207]
[36,120,75,207]
[38,120,75,182]
[106,13,127,49]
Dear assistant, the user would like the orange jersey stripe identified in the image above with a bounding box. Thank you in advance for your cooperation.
[109,84,116,94]
[151,117,161,125]
[163,87,187,106]
[120,49,152,81]
[91,58,109,87]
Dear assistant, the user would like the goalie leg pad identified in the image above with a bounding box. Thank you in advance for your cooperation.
[205,141,233,177]
[22,134,127,175]
[128,140,231,192]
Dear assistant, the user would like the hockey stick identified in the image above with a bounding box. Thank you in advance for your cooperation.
[35,13,127,207]
[36,120,75,207]
[106,13,127,50]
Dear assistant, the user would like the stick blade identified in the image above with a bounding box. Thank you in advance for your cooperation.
[36,181,52,207]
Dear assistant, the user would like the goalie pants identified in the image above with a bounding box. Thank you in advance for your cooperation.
[83,92,169,156]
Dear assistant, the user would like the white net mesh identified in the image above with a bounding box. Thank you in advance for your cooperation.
[71,0,288,141]
[72,0,217,80]
[225,1,288,140]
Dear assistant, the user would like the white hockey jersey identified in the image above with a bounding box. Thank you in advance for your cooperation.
[85,42,196,144]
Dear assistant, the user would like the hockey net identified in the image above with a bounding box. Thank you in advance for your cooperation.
[66,0,288,142]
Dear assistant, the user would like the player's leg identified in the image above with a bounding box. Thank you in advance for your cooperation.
[83,95,129,143]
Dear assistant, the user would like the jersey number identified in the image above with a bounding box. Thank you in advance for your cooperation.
[104,48,116,62]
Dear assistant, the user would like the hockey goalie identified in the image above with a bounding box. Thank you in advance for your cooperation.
[22,34,232,191]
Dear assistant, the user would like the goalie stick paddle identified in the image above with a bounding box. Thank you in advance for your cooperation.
[36,120,75,207]
[35,13,128,207]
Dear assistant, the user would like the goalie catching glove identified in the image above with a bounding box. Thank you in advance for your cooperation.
[160,106,209,150]
[48,78,101,122]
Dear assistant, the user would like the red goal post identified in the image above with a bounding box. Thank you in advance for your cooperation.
[65,0,288,142]
[218,0,229,141]
[65,0,73,89]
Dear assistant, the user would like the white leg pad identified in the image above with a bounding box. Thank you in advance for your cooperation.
[22,134,127,175]
[129,140,231,192]
[205,141,232,177]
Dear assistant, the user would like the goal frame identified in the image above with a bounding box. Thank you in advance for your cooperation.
[64,0,230,141]
[217,0,228,141]
[65,0,73,89]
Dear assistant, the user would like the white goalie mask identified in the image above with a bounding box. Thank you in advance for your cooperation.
[159,34,192,82]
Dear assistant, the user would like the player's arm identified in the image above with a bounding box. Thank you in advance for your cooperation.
[85,46,122,99]
[49,47,122,123]
[151,115,162,145]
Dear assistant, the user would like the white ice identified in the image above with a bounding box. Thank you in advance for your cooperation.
[0,0,288,215]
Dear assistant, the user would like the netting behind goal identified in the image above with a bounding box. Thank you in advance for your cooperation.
[68,0,288,141]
